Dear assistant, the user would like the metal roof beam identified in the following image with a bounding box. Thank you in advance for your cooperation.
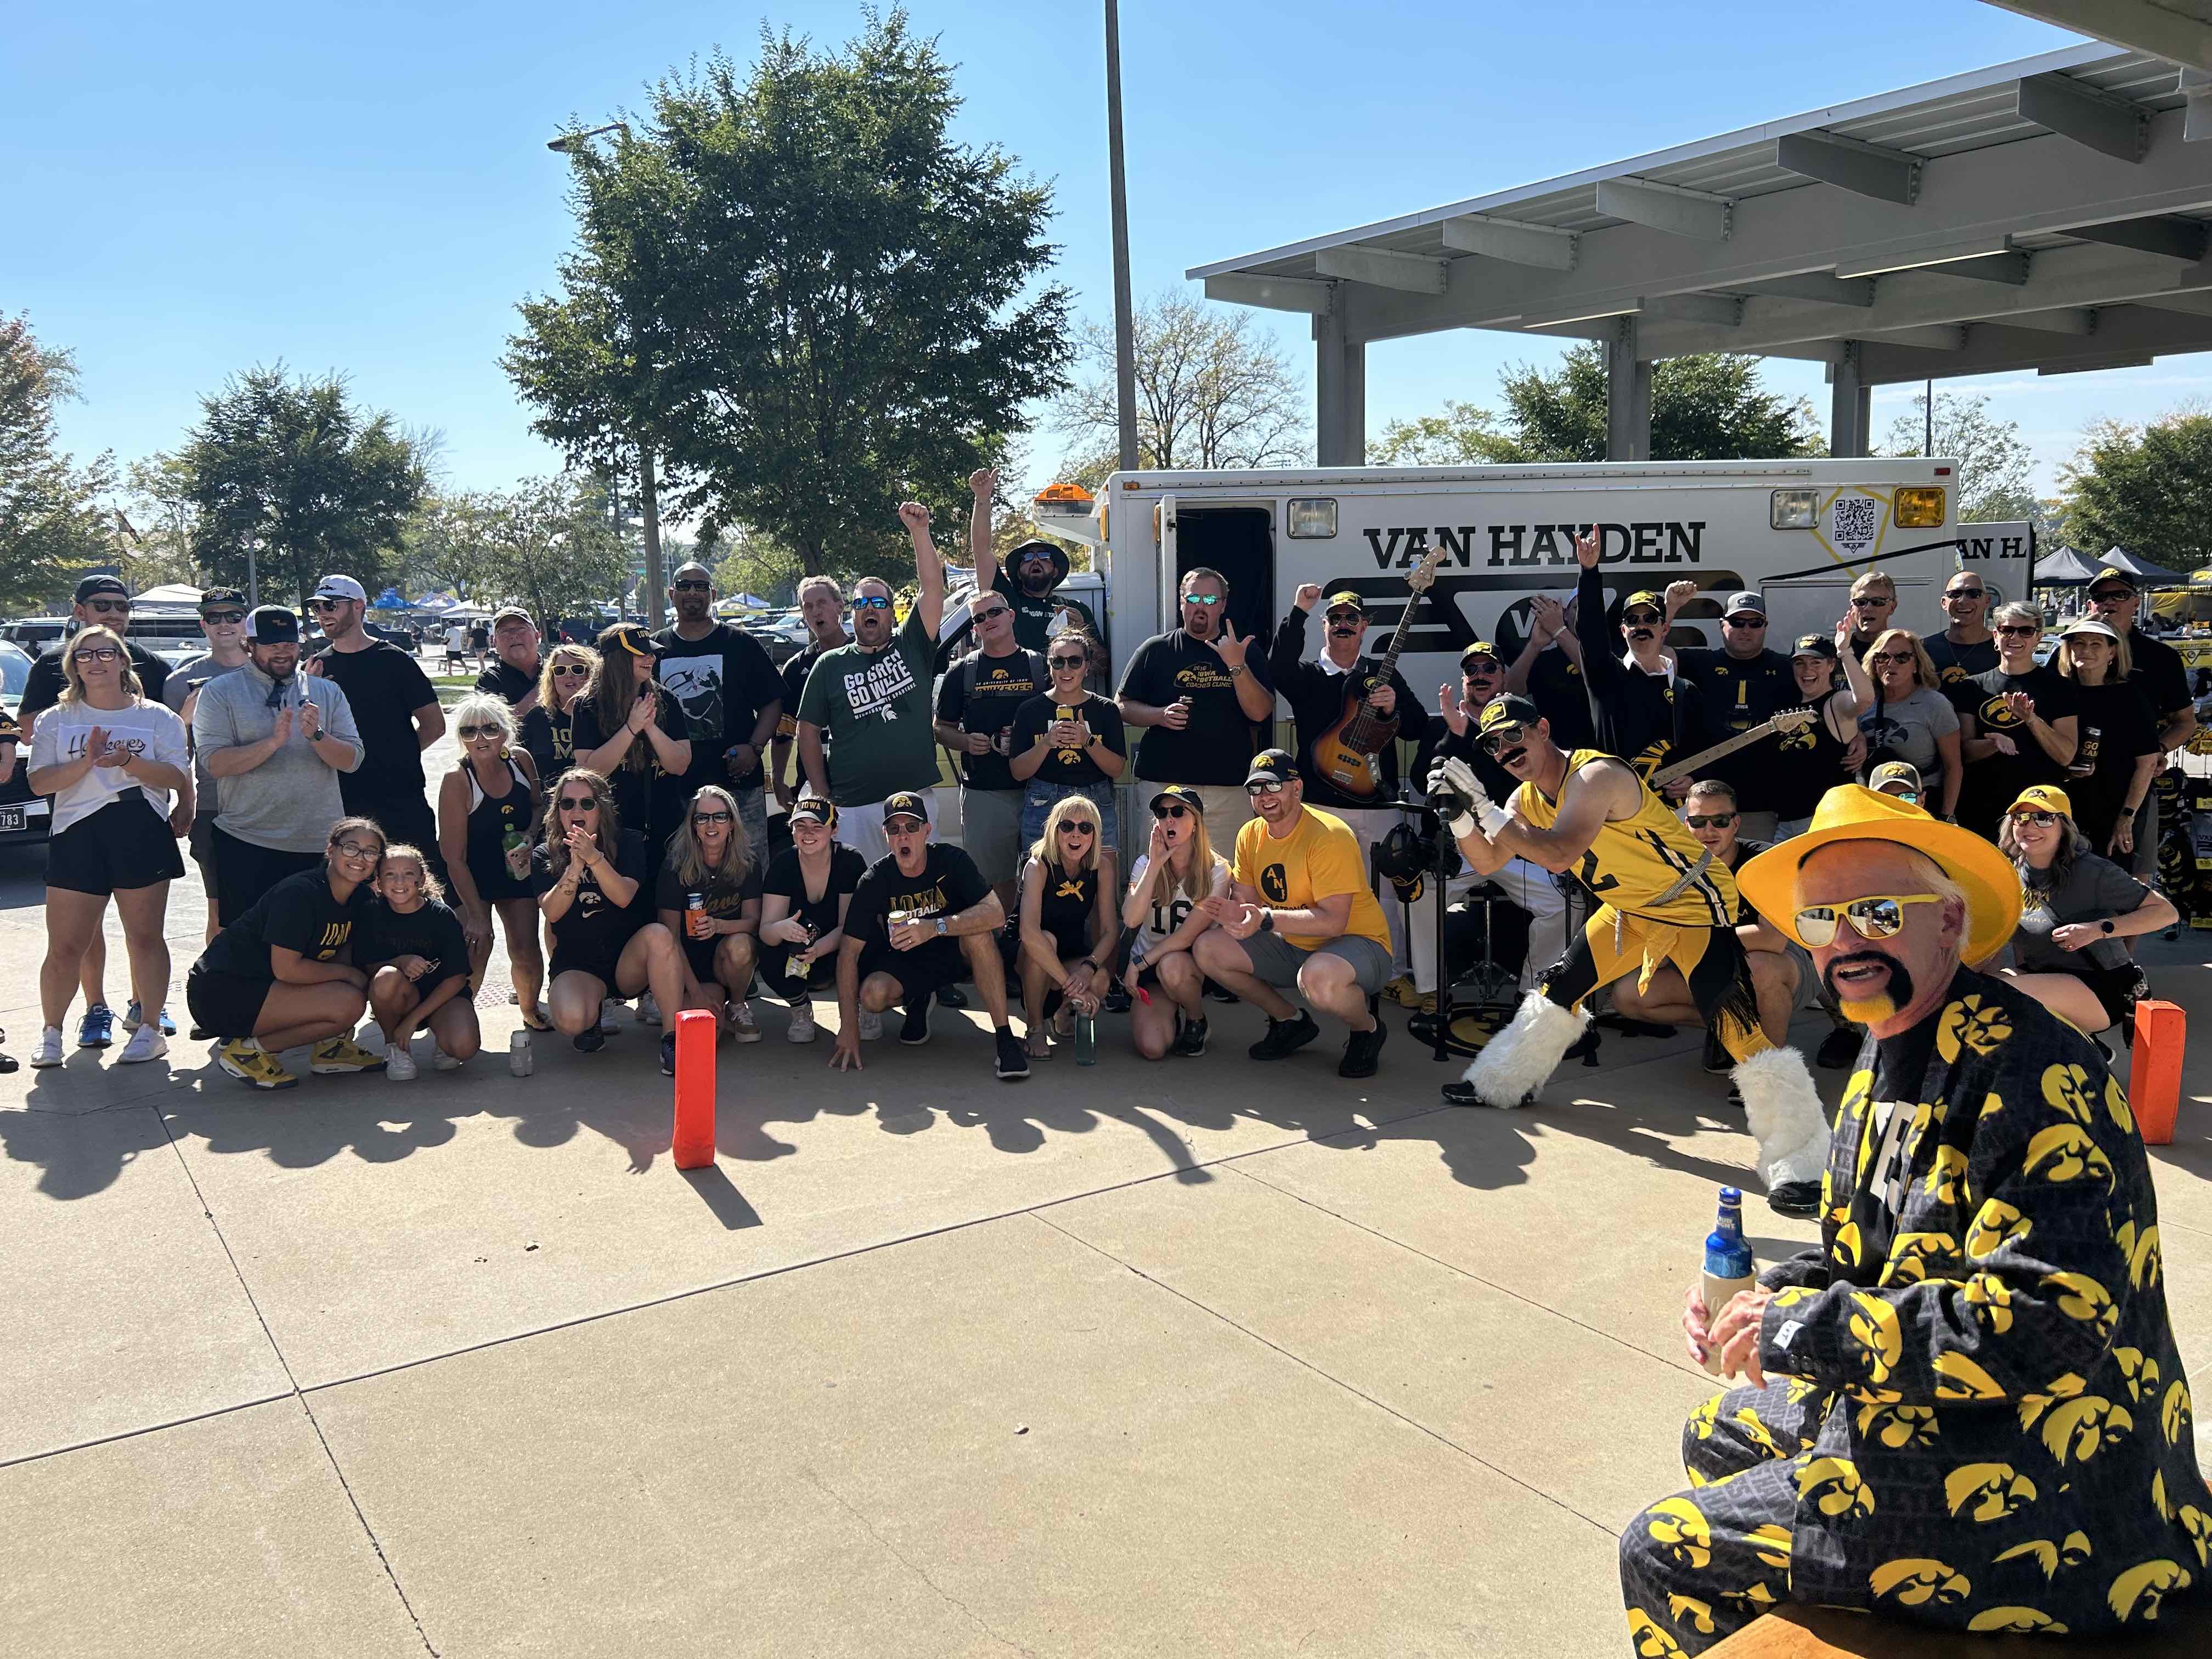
[2186,67,2212,142]
[1976,5,2212,74]
[1513,298,1645,330]
[1641,292,1743,326]
[1438,214,1578,270]
[1311,246,1447,294]
[2041,354,2154,374]
[1861,324,1969,351]
[1905,251,2034,285]
[1201,274,1333,314]
[1594,177,1731,241]
[1848,294,2212,381]
[1835,235,2018,279]
[1982,307,2099,334]
[2066,215,2210,261]
[1737,273,1878,307]
[2015,71,2151,163]
[1775,131,1922,204]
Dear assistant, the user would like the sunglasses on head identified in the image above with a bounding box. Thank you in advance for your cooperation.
[1182,592,1223,606]
[851,595,892,611]
[456,723,500,740]
[2010,809,2062,828]
[1048,653,1085,669]
[1621,609,1662,627]
[672,579,711,592]
[1684,812,1735,828]
[1851,595,1892,608]
[692,809,732,825]
[1794,893,1941,948]
[201,610,246,625]
[1477,723,1528,756]
[1150,803,1188,820]
[1996,624,2039,637]
[70,646,120,664]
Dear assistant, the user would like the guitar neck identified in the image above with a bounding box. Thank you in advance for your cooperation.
[1646,716,1783,789]
[1368,590,1425,687]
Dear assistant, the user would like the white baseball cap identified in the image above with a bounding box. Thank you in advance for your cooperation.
[313,574,368,603]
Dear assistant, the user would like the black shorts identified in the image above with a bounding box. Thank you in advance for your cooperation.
[466,848,536,906]
[2063,962,2147,1030]
[211,825,323,927]
[46,797,187,896]
[681,929,756,987]
[188,815,219,899]
[185,962,270,1040]
[764,951,836,1004]
[858,936,968,1003]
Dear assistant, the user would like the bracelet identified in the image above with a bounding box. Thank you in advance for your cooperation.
[1227,663,1248,678]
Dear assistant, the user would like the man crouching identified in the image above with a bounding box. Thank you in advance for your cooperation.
[1427,695,1829,1217]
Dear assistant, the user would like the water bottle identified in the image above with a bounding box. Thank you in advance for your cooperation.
[509,1029,533,1077]
[786,922,817,985]
[1074,1011,1097,1065]
[1699,1186,1756,1376]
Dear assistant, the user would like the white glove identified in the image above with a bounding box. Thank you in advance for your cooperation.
[1431,757,1510,839]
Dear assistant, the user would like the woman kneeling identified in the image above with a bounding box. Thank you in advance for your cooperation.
[1011,794,1119,1058]
[1122,785,1230,1059]
[362,844,479,1079]
[658,785,764,1042]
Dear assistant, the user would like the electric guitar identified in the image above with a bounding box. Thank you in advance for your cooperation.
[1309,550,1446,800]
[1643,706,1820,789]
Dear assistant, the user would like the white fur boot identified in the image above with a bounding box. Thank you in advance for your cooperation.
[1732,1046,1832,1190]
[1462,992,1589,1109]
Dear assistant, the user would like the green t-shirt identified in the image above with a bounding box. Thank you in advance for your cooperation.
[795,605,942,806]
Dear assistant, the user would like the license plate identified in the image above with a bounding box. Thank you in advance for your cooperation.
[0,807,21,832]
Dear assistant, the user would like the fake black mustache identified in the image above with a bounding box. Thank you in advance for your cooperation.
[1629,628,1656,642]
[1494,744,1530,769]
[1822,952,1914,1008]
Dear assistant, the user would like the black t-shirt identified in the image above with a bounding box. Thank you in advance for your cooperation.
[776,637,843,741]
[652,622,784,792]
[1010,690,1127,788]
[1522,645,1595,752]
[21,637,171,723]
[1724,838,1770,927]
[987,566,1098,655]
[355,896,470,992]
[653,857,762,926]
[531,828,651,957]
[1116,629,1273,786]
[1674,646,1796,803]
[308,641,437,809]
[518,703,575,786]
[845,842,990,949]
[1923,633,1999,711]
[569,693,691,834]
[198,868,366,981]
[1414,721,1518,807]
[2067,679,2162,839]
[935,646,1048,791]
[1959,664,2079,826]
[476,659,538,706]
[2125,625,2191,721]
[761,843,868,943]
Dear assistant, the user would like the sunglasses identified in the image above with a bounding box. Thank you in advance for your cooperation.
[1871,651,1916,667]
[307,597,349,612]
[201,610,246,625]
[1150,803,1188,820]
[2010,809,2063,828]
[1724,616,1767,628]
[1462,658,1500,675]
[1995,624,2039,637]
[1477,723,1528,756]
[1794,893,1942,948]
[1325,611,1363,625]
[1944,588,1985,601]
[456,723,501,740]
[885,816,927,832]
[1058,821,1096,836]
[692,810,732,825]
[1182,593,1223,606]
[1048,655,1086,669]
[672,579,711,592]
[1684,812,1736,828]
[973,604,1011,622]
[1881,787,1921,804]
[848,596,893,614]
[333,839,383,860]
[1245,780,1287,797]
[70,646,121,664]
[552,663,591,677]
[1850,595,1893,608]
[557,795,596,811]
[84,599,130,613]
[1621,610,1662,627]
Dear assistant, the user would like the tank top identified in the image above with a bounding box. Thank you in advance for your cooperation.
[1765,689,1850,821]
[1514,748,1736,927]
[462,754,533,883]
[1033,860,1099,960]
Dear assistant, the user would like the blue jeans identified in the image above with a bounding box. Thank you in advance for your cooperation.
[1021,777,1118,857]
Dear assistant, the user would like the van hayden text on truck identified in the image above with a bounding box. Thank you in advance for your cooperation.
[1364,522,1706,569]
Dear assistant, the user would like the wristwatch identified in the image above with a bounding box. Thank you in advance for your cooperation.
[1259,909,1274,933]
[1227,663,1248,678]
[2101,919,2116,935]
[934,917,947,936]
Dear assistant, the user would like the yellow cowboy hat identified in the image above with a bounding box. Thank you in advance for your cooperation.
[1736,785,2022,965]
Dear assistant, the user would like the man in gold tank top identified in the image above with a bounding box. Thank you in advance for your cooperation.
[1427,689,1830,1218]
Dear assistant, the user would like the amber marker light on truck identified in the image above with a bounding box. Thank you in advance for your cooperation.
[1894,487,1946,527]
[1770,489,1817,529]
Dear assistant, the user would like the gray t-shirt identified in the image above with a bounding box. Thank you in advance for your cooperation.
[163,651,246,823]
[1857,686,1959,794]
[2013,852,2151,972]
[191,664,363,854]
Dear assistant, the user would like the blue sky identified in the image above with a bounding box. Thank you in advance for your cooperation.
[9,0,2191,502]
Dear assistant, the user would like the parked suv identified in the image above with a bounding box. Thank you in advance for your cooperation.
[0,640,48,850]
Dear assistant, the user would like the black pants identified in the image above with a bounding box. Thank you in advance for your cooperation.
[211,825,322,929]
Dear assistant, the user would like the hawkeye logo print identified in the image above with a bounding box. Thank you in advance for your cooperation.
[844,652,918,723]
[1173,663,1234,693]
[1260,864,1289,902]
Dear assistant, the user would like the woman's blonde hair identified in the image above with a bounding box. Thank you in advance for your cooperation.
[2056,628,2134,682]
[538,642,596,709]
[1151,800,1219,905]
[664,784,753,894]
[1997,806,2089,890]
[57,625,143,704]
[1030,792,1105,874]
[1860,628,1938,691]
[541,766,620,880]
[449,692,516,748]
[377,843,448,902]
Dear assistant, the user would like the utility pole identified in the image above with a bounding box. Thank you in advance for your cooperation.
[639,445,665,629]
[1104,0,1139,473]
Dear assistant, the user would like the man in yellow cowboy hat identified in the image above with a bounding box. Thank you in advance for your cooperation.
[1620,784,2210,1654]
[1428,693,1832,1218]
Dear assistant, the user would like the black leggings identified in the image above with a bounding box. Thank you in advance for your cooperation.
[763,954,836,1005]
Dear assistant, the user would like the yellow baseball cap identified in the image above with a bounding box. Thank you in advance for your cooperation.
[2008,785,2073,819]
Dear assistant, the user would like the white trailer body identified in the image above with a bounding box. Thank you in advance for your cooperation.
[1036,460,2027,699]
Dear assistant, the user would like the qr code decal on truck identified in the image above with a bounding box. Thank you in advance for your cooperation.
[1830,495,1880,557]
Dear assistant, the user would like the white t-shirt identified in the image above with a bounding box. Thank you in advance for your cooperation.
[29,698,190,836]
[1126,851,1231,966]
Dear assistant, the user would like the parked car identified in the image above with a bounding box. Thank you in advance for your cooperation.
[0,640,49,850]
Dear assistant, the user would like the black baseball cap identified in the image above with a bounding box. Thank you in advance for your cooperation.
[1792,634,1838,661]
[788,795,838,830]
[1244,747,1299,788]
[1459,639,1502,667]
[882,790,931,827]
[74,574,128,603]
[198,588,247,612]
[246,606,300,644]
[605,624,654,657]
[2089,566,2139,596]
[1476,693,1542,736]
[1148,784,1203,814]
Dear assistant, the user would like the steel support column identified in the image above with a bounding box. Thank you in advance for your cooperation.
[1831,342,1869,458]
[1314,305,1365,466]
[1605,315,1651,461]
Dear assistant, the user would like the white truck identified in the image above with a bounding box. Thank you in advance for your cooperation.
[1030,460,2027,694]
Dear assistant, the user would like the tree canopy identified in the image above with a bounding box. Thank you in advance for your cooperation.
[507,9,1072,582]
[0,314,119,608]
[1878,390,2036,523]
[176,365,427,608]
[2059,409,2212,572]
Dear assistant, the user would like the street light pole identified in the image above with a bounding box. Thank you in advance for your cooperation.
[1104,0,1139,473]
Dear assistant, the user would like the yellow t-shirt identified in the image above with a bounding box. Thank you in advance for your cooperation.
[1514,748,1736,928]
[1233,806,1392,953]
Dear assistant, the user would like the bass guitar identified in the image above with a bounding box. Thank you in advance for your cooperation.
[1308,549,1446,800]
[1643,706,1820,790]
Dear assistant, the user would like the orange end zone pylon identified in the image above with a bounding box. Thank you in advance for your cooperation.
[673,1008,716,1169]
[2130,999,2185,1147]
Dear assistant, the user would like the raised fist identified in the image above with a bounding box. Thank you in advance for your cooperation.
[897,501,931,537]
[1293,583,1324,613]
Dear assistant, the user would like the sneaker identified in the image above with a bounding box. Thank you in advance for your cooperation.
[122,1000,173,1036]
[994,1030,1030,1080]
[637,992,662,1026]
[1248,1011,1319,1061]
[1702,1028,1731,1075]
[385,1044,419,1081]
[858,1009,884,1042]
[216,1039,296,1090]
[76,1004,115,1049]
[1815,1026,1860,1071]
[900,995,933,1046]
[30,1025,65,1069]
[599,1001,620,1035]
[1338,1020,1388,1079]
[1381,975,1419,1010]
[431,1048,465,1071]
[573,1028,607,1054]
[936,983,968,1009]
[189,1023,215,1041]
[1103,981,1131,1014]
[659,1032,678,1076]
[356,1020,384,1052]
[787,1003,817,1043]
[117,1024,168,1065]
[1204,981,1237,1005]
[1767,1181,1821,1220]
[1408,1009,1500,1058]
[729,1000,763,1043]
[1441,1079,1533,1110]
[309,1036,385,1074]
[1171,1014,1210,1057]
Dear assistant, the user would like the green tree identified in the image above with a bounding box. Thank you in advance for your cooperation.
[1054,291,1306,485]
[1491,345,1822,462]
[1368,399,1522,465]
[2059,408,2212,572]
[176,365,427,608]
[709,525,805,607]
[399,492,506,601]
[0,313,119,607]
[1880,390,2036,522]
[480,477,629,625]
[509,9,1072,583]
[120,452,203,588]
